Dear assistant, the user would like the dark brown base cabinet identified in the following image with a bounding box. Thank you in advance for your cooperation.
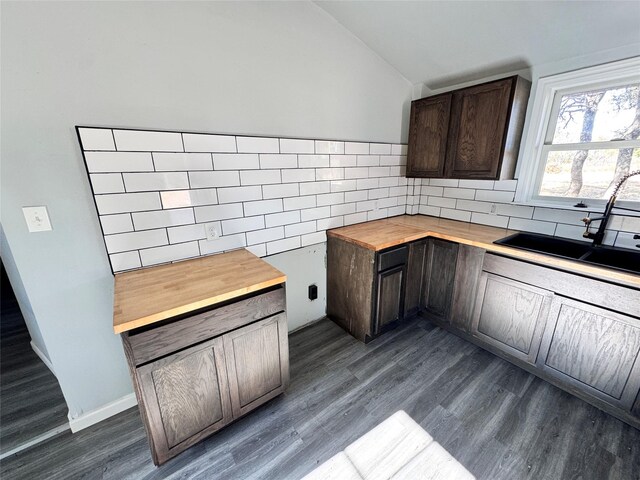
[327,233,640,429]
[121,287,289,465]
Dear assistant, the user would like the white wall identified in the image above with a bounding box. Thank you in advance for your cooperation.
[0,1,412,424]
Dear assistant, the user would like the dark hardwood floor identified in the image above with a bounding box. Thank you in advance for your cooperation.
[1,316,639,479]
[0,266,68,456]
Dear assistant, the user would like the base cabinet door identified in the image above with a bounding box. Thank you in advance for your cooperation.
[538,297,640,411]
[404,240,427,317]
[137,336,233,464]
[376,266,405,334]
[223,313,289,417]
[471,273,553,365]
[422,239,458,321]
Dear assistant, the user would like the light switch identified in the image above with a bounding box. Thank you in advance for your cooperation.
[22,206,53,232]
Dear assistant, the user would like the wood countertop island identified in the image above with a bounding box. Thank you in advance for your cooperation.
[113,248,287,334]
[328,214,640,288]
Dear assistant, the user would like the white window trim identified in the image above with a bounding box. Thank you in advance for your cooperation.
[515,56,640,211]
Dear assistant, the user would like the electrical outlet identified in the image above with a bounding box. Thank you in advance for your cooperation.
[22,206,52,232]
[204,223,219,241]
[490,203,498,215]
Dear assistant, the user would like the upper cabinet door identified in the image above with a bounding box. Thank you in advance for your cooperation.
[445,78,514,179]
[406,94,452,177]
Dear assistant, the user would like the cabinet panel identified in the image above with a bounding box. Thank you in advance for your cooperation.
[539,298,640,407]
[446,78,513,178]
[376,266,404,333]
[137,336,232,461]
[224,313,288,417]
[422,239,458,321]
[407,94,451,177]
[471,273,552,364]
[404,240,427,317]
[450,244,484,332]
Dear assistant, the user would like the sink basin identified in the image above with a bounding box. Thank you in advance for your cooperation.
[494,232,592,259]
[494,232,640,275]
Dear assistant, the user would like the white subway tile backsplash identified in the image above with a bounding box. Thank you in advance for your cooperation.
[345,190,368,203]
[301,231,327,246]
[161,189,218,209]
[470,212,509,228]
[282,169,315,183]
[389,186,408,197]
[508,217,556,235]
[79,128,115,151]
[344,167,370,179]
[285,221,316,237]
[317,192,344,206]
[105,229,168,254]
[246,226,285,245]
[113,129,183,152]
[369,167,391,177]
[123,172,189,192]
[218,186,263,204]
[132,208,194,230]
[370,143,392,155]
[493,180,518,191]
[140,242,200,267]
[267,236,301,255]
[263,183,300,199]
[428,196,456,208]
[283,195,316,211]
[368,188,390,200]
[194,203,244,223]
[236,136,279,154]
[421,186,444,196]
[379,156,403,166]
[391,144,407,155]
[243,199,283,216]
[109,251,141,271]
[95,192,161,214]
[279,138,315,154]
[330,180,357,192]
[608,215,640,232]
[458,179,494,190]
[315,141,344,154]
[440,208,472,222]
[379,177,399,188]
[100,214,133,235]
[356,178,378,190]
[345,142,370,155]
[475,189,515,203]
[85,152,154,173]
[533,207,586,225]
[378,197,398,209]
[90,174,125,194]
[265,210,301,228]
[246,243,267,257]
[495,203,534,219]
[331,203,356,216]
[213,154,260,170]
[357,200,377,212]
[152,153,213,171]
[316,168,344,181]
[344,212,368,226]
[614,231,640,249]
[455,199,493,214]
[419,205,441,217]
[368,209,389,221]
[199,233,247,255]
[240,169,281,186]
[301,206,330,221]
[330,155,357,167]
[299,181,330,196]
[259,154,298,169]
[316,216,344,230]
[182,134,236,153]
[430,179,459,187]
[221,215,265,235]
[443,187,475,200]
[298,155,330,168]
[168,223,209,244]
[188,171,240,188]
[356,155,379,167]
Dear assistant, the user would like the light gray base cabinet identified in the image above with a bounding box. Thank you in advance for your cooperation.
[122,288,289,465]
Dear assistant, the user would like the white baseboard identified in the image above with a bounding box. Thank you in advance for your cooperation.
[68,393,137,433]
[30,341,55,376]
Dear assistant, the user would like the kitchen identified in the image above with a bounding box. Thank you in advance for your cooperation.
[1,1,639,479]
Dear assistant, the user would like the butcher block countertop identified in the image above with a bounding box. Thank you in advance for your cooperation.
[113,249,286,334]
[328,215,640,289]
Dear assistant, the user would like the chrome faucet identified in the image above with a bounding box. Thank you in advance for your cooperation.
[581,170,640,246]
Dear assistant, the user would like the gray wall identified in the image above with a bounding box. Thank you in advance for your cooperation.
[0,1,412,420]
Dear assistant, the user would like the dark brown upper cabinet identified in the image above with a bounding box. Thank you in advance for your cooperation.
[407,75,531,180]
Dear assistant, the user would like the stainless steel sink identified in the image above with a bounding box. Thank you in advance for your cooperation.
[494,232,640,275]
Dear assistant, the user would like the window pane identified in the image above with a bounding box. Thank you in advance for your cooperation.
[539,148,640,201]
[552,84,640,144]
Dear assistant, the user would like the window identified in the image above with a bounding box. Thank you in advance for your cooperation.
[515,57,640,209]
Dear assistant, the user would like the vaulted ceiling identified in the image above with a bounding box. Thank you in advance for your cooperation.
[315,1,640,88]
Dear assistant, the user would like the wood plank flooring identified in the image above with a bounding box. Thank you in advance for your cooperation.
[1,316,639,480]
[0,268,68,456]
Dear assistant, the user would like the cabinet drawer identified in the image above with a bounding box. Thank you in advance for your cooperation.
[127,287,285,365]
[378,246,408,272]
